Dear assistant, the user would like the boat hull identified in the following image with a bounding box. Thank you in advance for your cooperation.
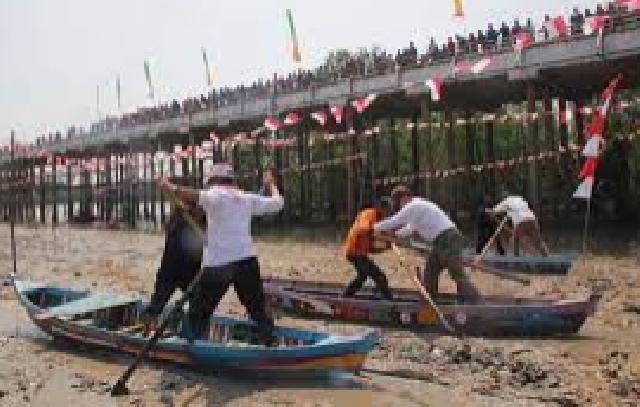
[263,278,600,337]
[14,280,378,378]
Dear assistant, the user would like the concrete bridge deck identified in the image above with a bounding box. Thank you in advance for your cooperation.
[23,27,640,155]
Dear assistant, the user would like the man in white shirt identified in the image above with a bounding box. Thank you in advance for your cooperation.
[486,194,549,256]
[157,163,284,341]
[373,185,481,301]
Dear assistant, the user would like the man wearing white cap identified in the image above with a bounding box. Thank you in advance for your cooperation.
[157,163,283,341]
[373,185,481,302]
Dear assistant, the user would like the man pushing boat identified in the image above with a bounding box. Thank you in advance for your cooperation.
[485,192,549,257]
[157,163,284,341]
[373,185,481,302]
[342,199,393,300]
[142,197,206,336]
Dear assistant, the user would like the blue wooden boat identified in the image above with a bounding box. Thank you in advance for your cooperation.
[13,278,379,378]
[407,240,578,275]
[264,278,600,337]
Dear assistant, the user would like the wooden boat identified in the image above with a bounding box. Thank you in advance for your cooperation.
[263,278,600,337]
[407,240,578,275]
[13,279,379,378]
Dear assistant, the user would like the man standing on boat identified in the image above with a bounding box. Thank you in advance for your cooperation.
[476,195,506,256]
[342,199,393,300]
[373,185,481,301]
[157,163,283,341]
[485,192,549,256]
[142,196,206,337]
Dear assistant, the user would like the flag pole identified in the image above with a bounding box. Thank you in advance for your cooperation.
[10,130,17,277]
[582,197,592,254]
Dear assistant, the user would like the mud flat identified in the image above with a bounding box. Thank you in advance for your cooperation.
[0,225,638,406]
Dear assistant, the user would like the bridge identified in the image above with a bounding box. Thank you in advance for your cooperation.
[2,16,640,230]
[38,26,640,153]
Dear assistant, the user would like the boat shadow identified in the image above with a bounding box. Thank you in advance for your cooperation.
[32,336,374,405]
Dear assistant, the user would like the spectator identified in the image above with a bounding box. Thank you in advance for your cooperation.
[468,32,477,53]
[487,23,499,50]
[596,3,605,16]
[512,18,522,37]
[539,15,551,41]
[456,35,467,54]
[525,18,535,36]
[570,7,585,36]
[447,37,456,56]
[500,22,511,47]
[477,29,486,52]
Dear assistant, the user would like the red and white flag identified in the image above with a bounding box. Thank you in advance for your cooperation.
[452,59,471,74]
[579,157,599,179]
[284,111,301,126]
[617,0,640,12]
[330,105,344,124]
[546,15,568,38]
[573,177,595,199]
[352,94,377,114]
[573,74,623,200]
[470,57,493,74]
[311,111,328,126]
[264,116,282,131]
[582,135,603,157]
[425,77,443,101]
[600,74,623,111]
[587,15,609,47]
[514,32,532,53]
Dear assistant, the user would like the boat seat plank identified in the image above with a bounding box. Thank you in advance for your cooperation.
[46,293,138,316]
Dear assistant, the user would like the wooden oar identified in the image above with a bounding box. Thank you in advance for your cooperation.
[111,187,206,397]
[478,216,509,259]
[390,244,459,336]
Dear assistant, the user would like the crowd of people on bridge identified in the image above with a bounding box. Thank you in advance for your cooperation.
[35,1,638,148]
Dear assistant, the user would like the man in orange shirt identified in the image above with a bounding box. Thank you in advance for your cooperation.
[343,200,393,300]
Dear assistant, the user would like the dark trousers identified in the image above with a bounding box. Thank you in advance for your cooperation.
[345,255,393,300]
[424,229,481,301]
[186,257,272,340]
[476,227,505,255]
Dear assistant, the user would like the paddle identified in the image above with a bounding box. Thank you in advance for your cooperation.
[390,243,459,336]
[111,186,207,397]
[478,216,509,259]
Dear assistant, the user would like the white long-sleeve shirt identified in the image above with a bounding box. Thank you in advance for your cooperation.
[493,196,535,226]
[198,186,284,267]
[373,198,455,242]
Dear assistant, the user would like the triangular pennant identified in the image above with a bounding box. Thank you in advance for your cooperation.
[284,112,301,126]
[264,116,282,131]
[311,111,328,126]
[330,105,344,124]
[573,176,594,200]
[582,136,603,157]
[425,77,443,101]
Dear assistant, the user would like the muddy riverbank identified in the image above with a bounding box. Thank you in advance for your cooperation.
[0,225,638,406]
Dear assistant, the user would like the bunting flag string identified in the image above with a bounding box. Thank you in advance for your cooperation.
[374,148,567,186]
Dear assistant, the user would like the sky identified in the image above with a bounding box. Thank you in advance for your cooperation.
[0,0,599,144]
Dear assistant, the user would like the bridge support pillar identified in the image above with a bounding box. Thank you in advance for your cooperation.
[346,105,358,222]
[51,158,57,226]
[445,107,457,221]
[575,100,585,147]
[39,162,45,224]
[410,110,420,195]
[558,97,569,219]
[420,98,432,199]
[527,82,541,216]
[485,118,497,201]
